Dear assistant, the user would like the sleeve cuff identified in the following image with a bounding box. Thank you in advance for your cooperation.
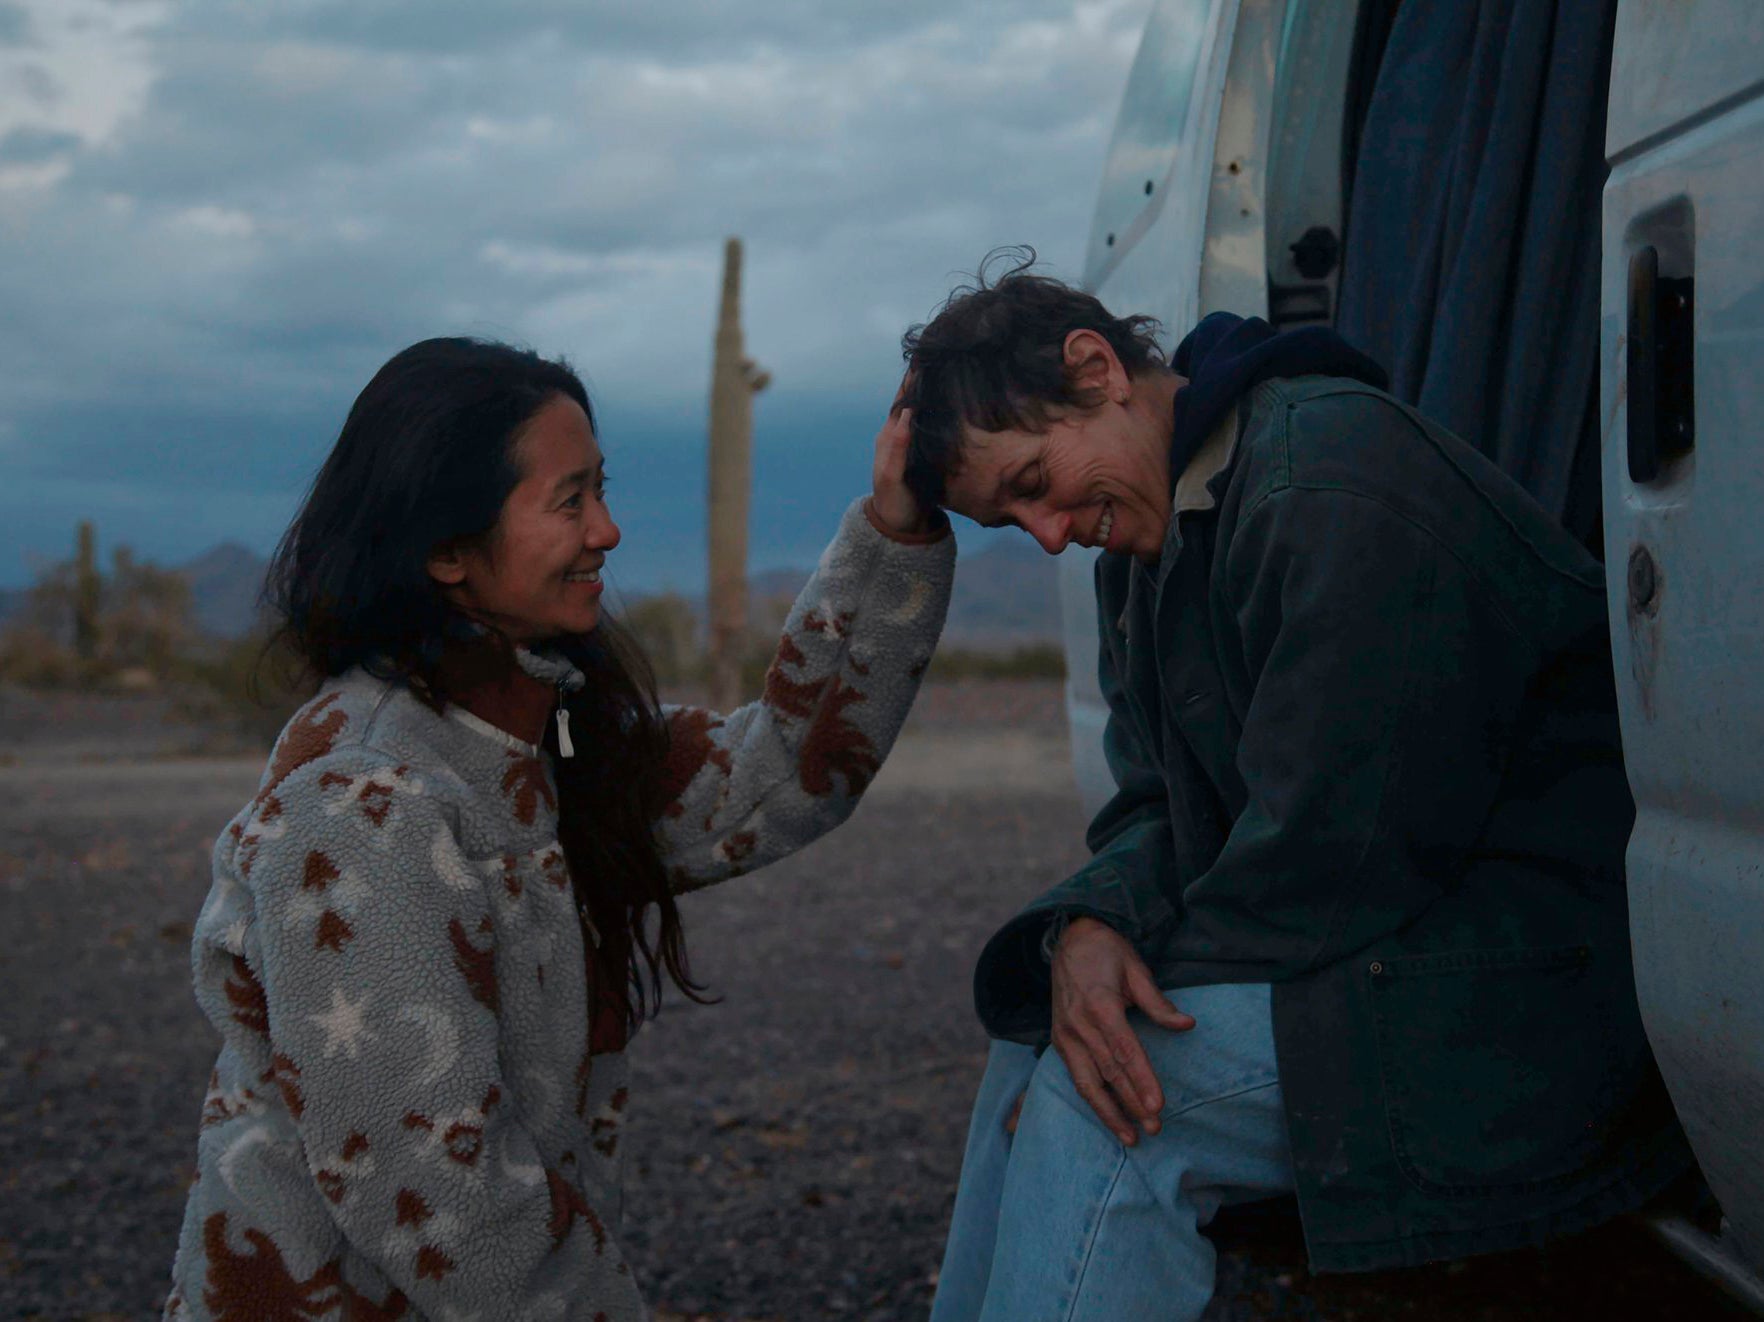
[863,496,951,545]
[973,903,1141,1042]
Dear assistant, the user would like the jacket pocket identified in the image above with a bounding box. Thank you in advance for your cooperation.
[1368,945,1623,1198]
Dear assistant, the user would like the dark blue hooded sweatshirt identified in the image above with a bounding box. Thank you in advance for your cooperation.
[1168,312,1389,482]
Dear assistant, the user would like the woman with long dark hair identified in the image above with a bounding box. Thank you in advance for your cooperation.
[163,337,953,1320]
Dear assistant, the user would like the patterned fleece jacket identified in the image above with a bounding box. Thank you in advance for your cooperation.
[164,498,954,1321]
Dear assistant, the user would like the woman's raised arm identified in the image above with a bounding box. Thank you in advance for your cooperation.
[654,407,954,891]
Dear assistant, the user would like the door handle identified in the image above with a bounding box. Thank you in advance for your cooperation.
[1627,244,1696,485]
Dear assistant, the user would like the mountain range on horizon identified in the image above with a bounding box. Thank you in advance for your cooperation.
[0,534,1064,650]
[0,542,275,641]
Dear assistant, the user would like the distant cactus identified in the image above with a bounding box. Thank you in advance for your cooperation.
[74,520,100,661]
[706,236,770,712]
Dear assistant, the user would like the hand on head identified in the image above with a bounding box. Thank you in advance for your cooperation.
[869,380,935,537]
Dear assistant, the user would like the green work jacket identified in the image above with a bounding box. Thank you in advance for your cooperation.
[974,375,1691,1272]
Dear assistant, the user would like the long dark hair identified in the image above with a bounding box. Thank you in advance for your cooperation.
[265,336,705,1029]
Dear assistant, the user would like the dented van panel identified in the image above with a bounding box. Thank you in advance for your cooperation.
[1602,63,1764,1270]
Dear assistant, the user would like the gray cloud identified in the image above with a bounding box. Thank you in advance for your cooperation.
[0,2,30,47]
[2,0,1152,585]
[191,0,1095,61]
[0,4,28,46]
[0,123,76,161]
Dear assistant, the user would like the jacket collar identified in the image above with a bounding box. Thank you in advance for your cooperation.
[1118,411,1244,640]
[1172,411,1241,515]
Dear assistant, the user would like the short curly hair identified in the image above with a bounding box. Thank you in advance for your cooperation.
[900,248,1165,509]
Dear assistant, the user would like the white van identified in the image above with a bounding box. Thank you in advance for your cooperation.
[1061,0,1764,1304]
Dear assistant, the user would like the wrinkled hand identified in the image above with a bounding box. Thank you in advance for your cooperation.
[1047,916,1194,1146]
[869,382,931,537]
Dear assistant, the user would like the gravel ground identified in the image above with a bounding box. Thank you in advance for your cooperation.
[0,681,1752,1320]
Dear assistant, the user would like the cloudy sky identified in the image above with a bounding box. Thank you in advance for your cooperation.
[0,0,1151,593]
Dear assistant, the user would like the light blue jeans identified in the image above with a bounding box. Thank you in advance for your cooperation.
[931,983,1294,1322]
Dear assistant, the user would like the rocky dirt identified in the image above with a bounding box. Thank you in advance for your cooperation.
[0,681,1752,1320]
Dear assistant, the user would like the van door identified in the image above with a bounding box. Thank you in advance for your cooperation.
[1601,0,1764,1273]
[1066,0,1303,815]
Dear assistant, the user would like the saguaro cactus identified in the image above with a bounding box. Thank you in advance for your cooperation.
[705,236,770,711]
[74,520,100,661]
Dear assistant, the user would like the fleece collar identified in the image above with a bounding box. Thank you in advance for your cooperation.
[436,641,586,752]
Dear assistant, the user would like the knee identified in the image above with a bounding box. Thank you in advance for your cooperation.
[1021,1046,1112,1138]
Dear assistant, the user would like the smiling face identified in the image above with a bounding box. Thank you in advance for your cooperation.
[940,334,1182,562]
[427,393,620,641]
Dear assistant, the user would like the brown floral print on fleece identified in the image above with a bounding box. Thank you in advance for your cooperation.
[166,497,952,1320]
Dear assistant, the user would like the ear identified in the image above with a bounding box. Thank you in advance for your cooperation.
[426,543,468,587]
[1061,329,1130,404]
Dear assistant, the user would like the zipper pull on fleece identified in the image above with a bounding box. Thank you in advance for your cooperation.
[555,684,575,758]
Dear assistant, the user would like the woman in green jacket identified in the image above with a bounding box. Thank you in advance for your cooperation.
[906,258,1688,1322]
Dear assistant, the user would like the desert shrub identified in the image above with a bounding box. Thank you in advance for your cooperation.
[620,593,703,688]
[621,590,791,702]
[0,625,87,687]
[0,537,201,688]
[105,549,198,675]
[925,643,1066,682]
[179,629,314,744]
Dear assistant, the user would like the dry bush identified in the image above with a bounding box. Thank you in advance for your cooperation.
[620,593,703,687]
[925,643,1066,682]
[177,629,314,745]
[0,624,87,688]
[105,549,198,675]
[0,539,201,689]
